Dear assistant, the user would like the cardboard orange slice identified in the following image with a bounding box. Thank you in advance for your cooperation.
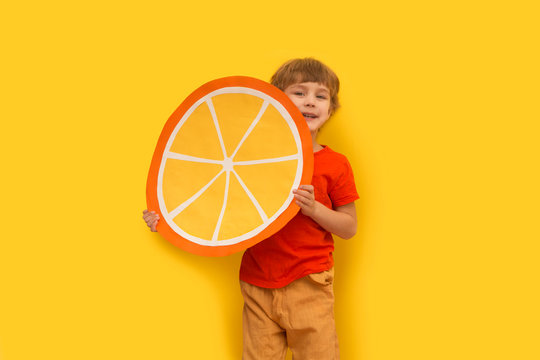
[146,76,313,256]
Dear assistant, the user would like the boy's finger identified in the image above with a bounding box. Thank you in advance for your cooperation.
[294,190,313,199]
[298,185,314,192]
[143,212,159,220]
[294,197,309,206]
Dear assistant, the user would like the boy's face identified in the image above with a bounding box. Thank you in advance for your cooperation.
[283,82,331,136]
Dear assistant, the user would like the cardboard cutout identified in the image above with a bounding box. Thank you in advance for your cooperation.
[146,76,313,256]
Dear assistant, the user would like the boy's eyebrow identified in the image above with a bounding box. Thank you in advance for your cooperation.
[314,87,330,95]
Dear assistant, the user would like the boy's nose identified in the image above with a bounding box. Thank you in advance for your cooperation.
[304,96,315,107]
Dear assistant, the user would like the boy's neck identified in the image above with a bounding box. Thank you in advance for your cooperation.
[312,132,324,152]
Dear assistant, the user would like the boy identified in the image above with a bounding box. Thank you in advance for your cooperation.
[143,58,358,359]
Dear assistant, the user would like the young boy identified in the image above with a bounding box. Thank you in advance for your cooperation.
[143,58,358,359]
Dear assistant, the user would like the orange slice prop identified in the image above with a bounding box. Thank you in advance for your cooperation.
[146,76,313,256]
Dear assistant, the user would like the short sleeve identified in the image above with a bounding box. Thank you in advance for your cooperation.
[329,157,359,208]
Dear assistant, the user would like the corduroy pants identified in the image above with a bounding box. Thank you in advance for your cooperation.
[240,268,339,360]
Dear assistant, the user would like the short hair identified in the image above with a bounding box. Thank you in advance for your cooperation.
[270,58,340,114]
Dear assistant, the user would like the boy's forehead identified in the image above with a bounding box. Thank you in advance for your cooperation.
[287,81,330,92]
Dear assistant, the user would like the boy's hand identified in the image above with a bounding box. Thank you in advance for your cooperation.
[293,185,319,218]
[142,209,160,232]
[293,185,358,239]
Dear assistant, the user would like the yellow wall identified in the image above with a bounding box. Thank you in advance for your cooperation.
[1,1,539,359]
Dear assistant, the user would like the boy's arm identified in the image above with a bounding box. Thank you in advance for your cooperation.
[293,185,357,239]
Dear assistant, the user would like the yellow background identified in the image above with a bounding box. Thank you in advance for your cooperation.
[1,1,539,359]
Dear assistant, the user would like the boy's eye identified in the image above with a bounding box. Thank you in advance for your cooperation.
[294,92,304,96]
[317,95,327,99]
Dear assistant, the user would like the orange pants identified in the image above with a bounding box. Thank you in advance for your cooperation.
[240,268,339,360]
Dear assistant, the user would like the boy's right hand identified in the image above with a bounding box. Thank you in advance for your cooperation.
[142,209,160,232]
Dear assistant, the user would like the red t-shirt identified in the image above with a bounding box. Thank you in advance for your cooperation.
[239,146,359,288]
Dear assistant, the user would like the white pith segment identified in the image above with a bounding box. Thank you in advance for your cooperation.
[212,171,230,242]
[206,98,228,159]
[231,169,269,223]
[168,169,225,219]
[230,100,269,159]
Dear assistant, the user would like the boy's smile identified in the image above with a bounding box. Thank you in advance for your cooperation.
[283,82,331,136]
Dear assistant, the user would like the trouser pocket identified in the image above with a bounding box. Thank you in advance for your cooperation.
[307,267,334,286]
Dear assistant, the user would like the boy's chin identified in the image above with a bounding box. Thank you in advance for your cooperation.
[307,121,325,133]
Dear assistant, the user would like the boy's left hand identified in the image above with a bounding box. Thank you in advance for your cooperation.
[293,185,319,218]
[293,185,357,239]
